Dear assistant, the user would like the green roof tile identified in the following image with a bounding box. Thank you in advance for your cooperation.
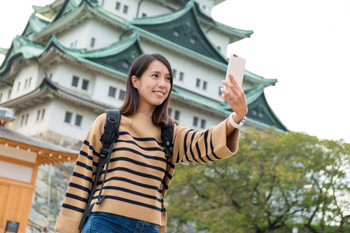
[22,13,49,38]
[172,85,231,115]
[131,1,228,64]
[0,36,45,77]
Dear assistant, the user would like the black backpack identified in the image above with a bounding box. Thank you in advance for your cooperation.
[78,109,174,230]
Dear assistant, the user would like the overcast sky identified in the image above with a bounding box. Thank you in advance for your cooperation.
[0,0,349,143]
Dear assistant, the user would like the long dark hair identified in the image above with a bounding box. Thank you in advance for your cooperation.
[120,54,174,127]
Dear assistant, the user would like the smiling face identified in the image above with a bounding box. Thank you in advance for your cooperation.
[131,59,171,115]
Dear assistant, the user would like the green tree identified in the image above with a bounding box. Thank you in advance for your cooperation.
[166,127,350,233]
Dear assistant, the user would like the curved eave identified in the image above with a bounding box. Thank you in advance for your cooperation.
[0,126,78,165]
[0,48,8,55]
[33,2,128,43]
[244,70,278,87]
[132,26,227,71]
[171,86,229,117]
[245,118,286,133]
[21,13,50,38]
[245,86,287,131]
[245,84,265,105]
[131,1,228,64]
[199,18,253,43]
[0,37,44,78]
[63,32,143,59]
[220,85,287,131]
[1,77,115,112]
[193,1,253,40]
[52,0,85,22]
[33,0,66,20]
[43,36,135,79]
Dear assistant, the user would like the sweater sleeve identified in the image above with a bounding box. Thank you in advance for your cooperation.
[55,113,106,233]
[172,118,240,164]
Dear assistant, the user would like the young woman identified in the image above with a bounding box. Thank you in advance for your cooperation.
[55,54,248,233]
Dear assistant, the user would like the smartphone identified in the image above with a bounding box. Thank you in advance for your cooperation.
[225,53,246,87]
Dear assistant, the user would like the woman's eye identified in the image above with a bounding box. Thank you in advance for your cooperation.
[166,76,171,81]
[152,74,159,78]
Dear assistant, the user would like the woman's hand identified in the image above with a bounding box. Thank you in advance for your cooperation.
[221,74,248,123]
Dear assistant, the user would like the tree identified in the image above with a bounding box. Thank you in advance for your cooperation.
[166,127,350,233]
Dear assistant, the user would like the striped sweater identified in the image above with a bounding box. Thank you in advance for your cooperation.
[55,112,240,233]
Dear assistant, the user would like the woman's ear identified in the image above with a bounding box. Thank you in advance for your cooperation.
[131,75,139,89]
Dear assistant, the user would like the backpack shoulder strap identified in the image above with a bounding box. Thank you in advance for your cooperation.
[161,124,174,159]
[78,109,121,230]
[100,109,121,157]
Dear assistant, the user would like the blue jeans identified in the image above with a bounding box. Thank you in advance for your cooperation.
[81,212,160,233]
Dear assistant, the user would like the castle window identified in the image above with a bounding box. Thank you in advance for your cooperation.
[168,108,172,116]
[218,87,222,96]
[179,72,184,81]
[122,61,129,69]
[8,89,12,99]
[82,79,89,90]
[109,86,117,98]
[196,78,201,87]
[116,2,121,10]
[24,79,28,89]
[41,109,45,120]
[0,93,2,102]
[64,111,72,123]
[203,81,207,90]
[20,115,25,125]
[142,13,147,17]
[193,116,198,127]
[17,82,21,92]
[72,76,79,87]
[123,5,128,14]
[174,110,180,121]
[25,113,29,125]
[119,90,126,100]
[190,37,196,44]
[75,114,82,126]
[90,37,96,48]
[173,69,177,78]
[28,77,32,87]
[200,119,206,129]
[37,110,41,121]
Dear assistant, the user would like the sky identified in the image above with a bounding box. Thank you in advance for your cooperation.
[0,0,349,143]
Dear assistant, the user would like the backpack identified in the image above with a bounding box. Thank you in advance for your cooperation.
[78,109,174,230]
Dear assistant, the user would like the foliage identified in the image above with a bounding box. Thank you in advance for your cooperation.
[166,127,350,233]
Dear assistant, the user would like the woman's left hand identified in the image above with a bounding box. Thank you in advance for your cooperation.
[221,74,248,122]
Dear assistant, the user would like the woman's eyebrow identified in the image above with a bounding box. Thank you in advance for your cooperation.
[150,70,170,75]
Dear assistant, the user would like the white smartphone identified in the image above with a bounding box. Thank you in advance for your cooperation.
[225,53,246,87]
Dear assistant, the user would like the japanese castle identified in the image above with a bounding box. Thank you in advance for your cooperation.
[0,0,286,149]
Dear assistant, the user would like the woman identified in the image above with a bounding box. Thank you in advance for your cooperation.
[55,54,247,233]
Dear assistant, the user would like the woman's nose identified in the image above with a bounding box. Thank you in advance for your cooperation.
[158,77,166,88]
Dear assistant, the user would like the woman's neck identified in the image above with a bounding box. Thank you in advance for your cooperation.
[136,105,154,118]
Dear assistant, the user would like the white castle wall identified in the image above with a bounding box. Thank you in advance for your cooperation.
[11,64,39,99]
[99,0,139,21]
[0,86,12,103]
[137,1,173,18]
[57,19,122,50]
[48,100,97,141]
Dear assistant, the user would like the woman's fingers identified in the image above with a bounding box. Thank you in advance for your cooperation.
[221,75,248,118]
